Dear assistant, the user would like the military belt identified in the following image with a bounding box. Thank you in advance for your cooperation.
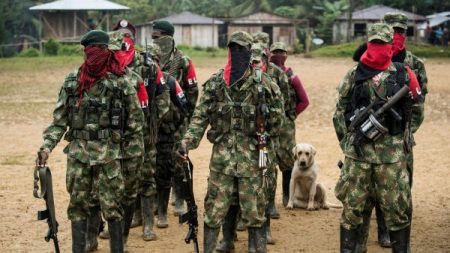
[72,129,110,140]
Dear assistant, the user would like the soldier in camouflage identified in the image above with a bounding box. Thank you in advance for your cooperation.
[152,20,199,218]
[333,23,423,253]
[351,13,428,251]
[36,30,144,253]
[269,41,310,208]
[178,31,285,253]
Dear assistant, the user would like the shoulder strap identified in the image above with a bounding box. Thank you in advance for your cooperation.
[393,62,406,87]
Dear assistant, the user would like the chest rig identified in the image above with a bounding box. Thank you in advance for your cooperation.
[350,62,411,136]
[205,69,267,144]
[63,72,126,141]
[267,64,296,120]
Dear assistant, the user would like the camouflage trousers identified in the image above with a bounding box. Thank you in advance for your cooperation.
[276,119,296,172]
[140,144,157,197]
[155,141,176,190]
[204,171,266,228]
[122,156,143,206]
[67,157,124,221]
[335,157,411,231]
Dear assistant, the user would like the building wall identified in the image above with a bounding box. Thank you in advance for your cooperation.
[42,11,88,41]
[136,24,219,47]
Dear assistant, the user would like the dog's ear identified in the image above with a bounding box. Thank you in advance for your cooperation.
[310,145,317,156]
[292,145,298,159]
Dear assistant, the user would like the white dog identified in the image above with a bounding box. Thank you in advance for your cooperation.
[286,143,341,210]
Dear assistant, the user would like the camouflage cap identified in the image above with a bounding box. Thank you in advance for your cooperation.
[253,32,270,49]
[228,31,253,47]
[367,23,393,43]
[251,43,265,62]
[383,12,408,30]
[270,41,288,52]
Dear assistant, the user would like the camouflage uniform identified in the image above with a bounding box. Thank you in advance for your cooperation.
[41,66,143,221]
[183,31,284,253]
[333,23,419,251]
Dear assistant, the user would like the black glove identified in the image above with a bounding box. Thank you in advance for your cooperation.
[36,148,49,167]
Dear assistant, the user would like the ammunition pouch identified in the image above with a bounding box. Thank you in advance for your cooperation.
[71,129,111,140]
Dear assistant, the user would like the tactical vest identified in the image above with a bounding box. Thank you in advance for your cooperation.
[63,71,127,142]
[350,62,411,136]
[205,69,267,145]
[162,50,187,85]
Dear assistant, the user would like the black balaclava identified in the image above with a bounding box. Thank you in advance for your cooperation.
[229,43,251,85]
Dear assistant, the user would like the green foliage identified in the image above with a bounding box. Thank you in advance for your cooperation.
[58,44,83,56]
[18,47,40,57]
[44,38,60,55]
[311,42,450,58]
[293,40,304,54]
[274,6,298,18]
[177,44,227,57]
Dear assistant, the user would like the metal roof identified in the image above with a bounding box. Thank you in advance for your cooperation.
[336,5,426,22]
[154,11,223,25]
[30,0,129,11]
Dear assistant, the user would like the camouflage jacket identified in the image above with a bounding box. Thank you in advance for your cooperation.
[161,48,198,119]
[404,50,427,133]
[333,63,419,164]
[183,68,284,177]
[158,72,188,143]
[267,62,297,121]
[41,68,144,165]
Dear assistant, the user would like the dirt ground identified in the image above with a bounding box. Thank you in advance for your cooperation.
[0,56,449,253]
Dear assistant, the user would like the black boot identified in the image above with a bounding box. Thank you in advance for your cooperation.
[204,223,220,253]
[248,227,267,253]
[268,196,280,219]
[71,220,87,253]
[389,226,410,253]
[85,208,101,252]
[122,203,136,252]
[265,215,274,245]
[108,220,124,253]
[141,195,157,241]
[173,175,186,216]
[216,205,238,252]
[376,203,391,248]
[282,170,292,207]
[130,197,142,228]
[157,188,170,228]
[340,226,358,253]
[356,208,372,253]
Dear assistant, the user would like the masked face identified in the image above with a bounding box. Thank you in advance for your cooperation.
[153,35,174,67]
[270,50,287,67]
[228,43,251,85]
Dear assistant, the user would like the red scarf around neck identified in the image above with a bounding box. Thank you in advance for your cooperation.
[360,42,393,71]
[78,46,125,97]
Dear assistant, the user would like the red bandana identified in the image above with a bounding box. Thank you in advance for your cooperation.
[360,42,393,71]
[114,36,135,69]
[392,33,406,56]
[223,49,232,86]
[78,46,125,97]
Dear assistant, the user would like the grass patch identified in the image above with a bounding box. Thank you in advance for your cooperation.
[311,42,450,58]
[0,56,82,73]
[1,154,27,166]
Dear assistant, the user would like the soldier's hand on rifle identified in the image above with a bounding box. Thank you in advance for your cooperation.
[36,148,49,167]
[177,140,188,160]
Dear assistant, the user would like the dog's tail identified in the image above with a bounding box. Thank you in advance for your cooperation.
[326,202,343,209]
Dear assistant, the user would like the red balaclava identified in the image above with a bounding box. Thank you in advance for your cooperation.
[392,33,406,56]
[360,42,393,70]
[114,35,135,69]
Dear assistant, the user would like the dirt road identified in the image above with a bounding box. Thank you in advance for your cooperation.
[0,56,449,252]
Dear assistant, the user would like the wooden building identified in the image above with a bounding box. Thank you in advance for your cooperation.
[30,0,129,42]
[135,11,224,48]
[333,5,426,43]
[222,12,299,48]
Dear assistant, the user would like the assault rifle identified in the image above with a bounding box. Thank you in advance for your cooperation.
[33,153,60,253]
[179,157,199,253]
[349,85,409,157]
